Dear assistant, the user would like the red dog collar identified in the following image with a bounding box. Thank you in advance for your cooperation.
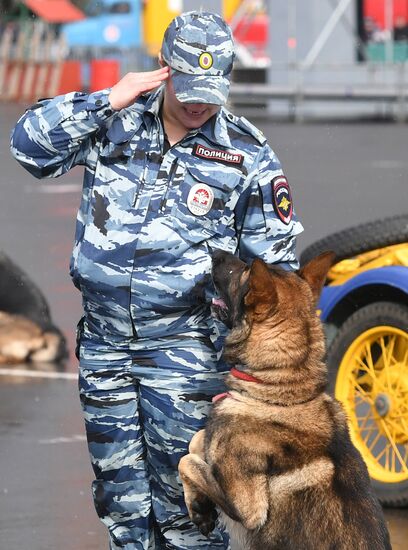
[212,368,262,403]
[230,366,262,383]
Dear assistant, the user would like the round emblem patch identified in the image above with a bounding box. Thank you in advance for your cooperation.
[199,52,213,70]
[187,183,214,216]
[272,176,293,225]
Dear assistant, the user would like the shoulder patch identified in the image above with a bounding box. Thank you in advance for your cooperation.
[226,112,267,145]
[272,176,293,225]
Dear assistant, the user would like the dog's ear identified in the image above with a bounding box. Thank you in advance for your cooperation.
[298,251,336,302]
[245,258,277,320]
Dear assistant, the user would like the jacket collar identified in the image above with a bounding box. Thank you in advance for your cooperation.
[144,86,233,149]
[102,86,233,157]
[199,108,232,149]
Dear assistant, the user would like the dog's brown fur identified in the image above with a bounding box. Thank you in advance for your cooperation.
[0,311,61,363]
[179,251,391,550]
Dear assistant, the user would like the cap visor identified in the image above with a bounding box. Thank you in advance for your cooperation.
[171,70,230,106]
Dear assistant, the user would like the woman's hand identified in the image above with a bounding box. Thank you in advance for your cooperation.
[108,67,170,111]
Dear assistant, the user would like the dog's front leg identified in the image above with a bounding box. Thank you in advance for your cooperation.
[179,453,238,536]
[179,453,217,536]
[188,428,206,457]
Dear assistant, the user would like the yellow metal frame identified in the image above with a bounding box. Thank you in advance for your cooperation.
[142,0,179,57]
[327,243,408,287]
[142,0,245,57]
[335,326,408,483]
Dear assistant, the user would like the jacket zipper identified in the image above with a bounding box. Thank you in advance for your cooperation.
[133,160,149,207]
[159,158,178,213]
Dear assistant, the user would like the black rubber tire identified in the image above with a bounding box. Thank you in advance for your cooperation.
[326,301,408,507]
[300,214,408,266]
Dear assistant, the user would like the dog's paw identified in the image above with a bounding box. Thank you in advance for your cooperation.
[191,498,218,537]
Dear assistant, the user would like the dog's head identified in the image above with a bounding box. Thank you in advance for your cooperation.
[211,250,335,370]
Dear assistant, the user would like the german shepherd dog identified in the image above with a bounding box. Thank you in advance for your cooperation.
[179,250,391,550]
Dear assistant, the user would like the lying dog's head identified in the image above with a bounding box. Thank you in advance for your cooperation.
[211,250,335,375]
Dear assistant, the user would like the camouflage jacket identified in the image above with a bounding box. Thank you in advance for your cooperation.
[10,87,303,339]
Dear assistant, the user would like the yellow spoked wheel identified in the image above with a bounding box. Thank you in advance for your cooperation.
[327,302,408,505]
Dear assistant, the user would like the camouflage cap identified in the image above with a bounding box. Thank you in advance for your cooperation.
[161,11,235,105]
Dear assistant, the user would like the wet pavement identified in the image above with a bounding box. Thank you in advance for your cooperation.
[0,377,105,550]
[1,102,407,548]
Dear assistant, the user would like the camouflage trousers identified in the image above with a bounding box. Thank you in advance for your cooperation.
[78,328,230,549]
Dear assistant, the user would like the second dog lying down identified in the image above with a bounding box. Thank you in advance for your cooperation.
[0,251,66,364]
[0,311,62,363]
[179,251,391,550]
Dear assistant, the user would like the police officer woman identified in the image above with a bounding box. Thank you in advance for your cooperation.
[10,11,303,550]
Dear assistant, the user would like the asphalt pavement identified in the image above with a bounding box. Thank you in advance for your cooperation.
[0,101,407,549]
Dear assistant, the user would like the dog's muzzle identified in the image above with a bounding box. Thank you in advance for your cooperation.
[211,297,229,323]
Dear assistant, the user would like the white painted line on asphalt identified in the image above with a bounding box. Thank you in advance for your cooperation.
[371,160,408,169]
[25,183,81,194]
[0,368,77,380]
[38,435,87,444]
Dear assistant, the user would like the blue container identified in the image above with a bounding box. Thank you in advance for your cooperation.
[62,0,142,49]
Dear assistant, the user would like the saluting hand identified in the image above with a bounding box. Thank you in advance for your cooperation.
[108,67,170,111]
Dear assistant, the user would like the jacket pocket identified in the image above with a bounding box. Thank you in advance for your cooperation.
[170,163,242,243]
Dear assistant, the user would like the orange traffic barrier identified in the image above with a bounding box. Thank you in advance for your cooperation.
[57,60,83,94]
[0,24,83,103]
[90,59,120,92]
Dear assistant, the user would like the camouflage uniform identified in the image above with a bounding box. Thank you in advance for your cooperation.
[10,11,303,550]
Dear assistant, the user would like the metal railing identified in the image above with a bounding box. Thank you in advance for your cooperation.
[2,19,408,121]
[230,61,408,121]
